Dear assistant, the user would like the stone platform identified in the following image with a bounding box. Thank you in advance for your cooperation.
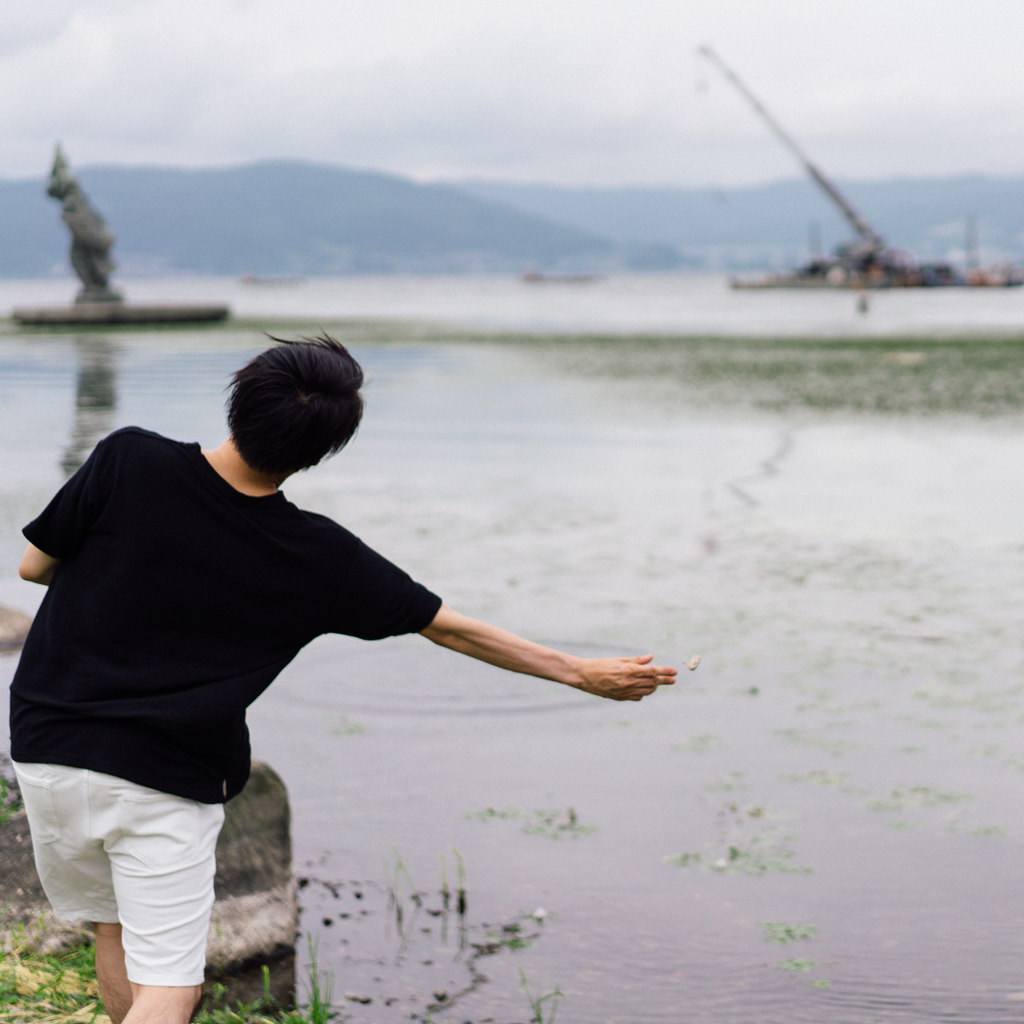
[12,303,229,326]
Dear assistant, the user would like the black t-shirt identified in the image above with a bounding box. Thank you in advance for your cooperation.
[10,427,441,803]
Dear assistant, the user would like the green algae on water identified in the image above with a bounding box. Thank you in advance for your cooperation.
[466,806,596,838]
[760,922,817,944]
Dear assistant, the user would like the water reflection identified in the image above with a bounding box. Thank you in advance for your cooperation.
[60,337,117,478]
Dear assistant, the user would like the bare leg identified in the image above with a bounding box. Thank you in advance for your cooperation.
[93,923,132,1024]
[124,984,202,1024]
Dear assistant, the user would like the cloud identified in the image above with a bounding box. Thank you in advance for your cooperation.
[2,0,1024,185]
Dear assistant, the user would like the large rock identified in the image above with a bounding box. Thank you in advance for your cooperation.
[0,801,90,954]
[207,761,297,972]
[0,760,297,976]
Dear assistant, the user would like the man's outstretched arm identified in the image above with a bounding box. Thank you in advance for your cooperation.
[420,603,677,702]
[19,543,61,586]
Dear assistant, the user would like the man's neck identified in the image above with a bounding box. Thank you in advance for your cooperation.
[202,438,289,497]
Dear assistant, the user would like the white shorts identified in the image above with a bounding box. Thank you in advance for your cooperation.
[13,762,225,987]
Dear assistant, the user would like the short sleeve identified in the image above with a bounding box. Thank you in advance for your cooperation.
[329,538,442,641]
[23,439,115,558]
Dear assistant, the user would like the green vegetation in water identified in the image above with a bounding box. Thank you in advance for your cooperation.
[325,716,365,737]
[673,735,722,753]
[665,802,810,876]
[540,335,1024,418]
[476,922,533,954]
[707,828,811,876]
[809,979,833,989]
[704,772,746,792]
[383,853,421,944]
[866,785,973,813]
[774,729,857,757]
[466,805,522,821]
[519,969,563,1024]
[913,681,1024,714]
[788,685,836,711]
[778,770,849,787]
[199,944,331,1024]
[779,959,816,972]
[664,851,702,868]
[946,822,1005,837]
[467,806,596,838]
[760,922,817,945]
[193,936,338,1024]
[289,937,333,1024]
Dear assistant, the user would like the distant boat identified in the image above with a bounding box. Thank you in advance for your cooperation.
[521,271,603,284]
[239,275,304,286]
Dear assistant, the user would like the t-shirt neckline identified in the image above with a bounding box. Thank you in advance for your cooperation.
[184,443,290,509]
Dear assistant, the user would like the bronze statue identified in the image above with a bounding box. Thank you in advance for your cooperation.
[47,145,123,304]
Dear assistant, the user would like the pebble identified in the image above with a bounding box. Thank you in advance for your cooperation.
[687,655,701,671]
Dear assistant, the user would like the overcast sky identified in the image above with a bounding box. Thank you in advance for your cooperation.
[3,0,1024,187]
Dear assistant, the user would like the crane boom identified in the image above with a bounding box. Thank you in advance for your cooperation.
[698,46,884,253]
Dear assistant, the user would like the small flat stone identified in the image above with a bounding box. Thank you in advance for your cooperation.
[687,655,701,671]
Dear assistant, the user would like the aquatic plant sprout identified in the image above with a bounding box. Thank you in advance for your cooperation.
[466,806,596,838]
[760,922,817,944]
[672,734,722,753]
[779,958,816,971]
[778,770,850,787]
[326,715,365,736]
[519,969,563,1024]
[866,785,972,812]
[703,772,747,792]
[664,828,810,876]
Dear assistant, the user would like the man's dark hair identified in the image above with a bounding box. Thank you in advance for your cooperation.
[227,333,364,475]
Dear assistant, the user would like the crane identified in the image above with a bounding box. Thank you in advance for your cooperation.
[697,45,885,259]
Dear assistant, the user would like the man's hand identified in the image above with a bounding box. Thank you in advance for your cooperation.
[420,603,677,702]
[571,653,677,701]
[19,543,61,586]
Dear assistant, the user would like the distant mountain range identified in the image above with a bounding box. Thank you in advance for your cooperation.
[3,159,1023,277]
[0,161,665,278]
[463,176,1024,270]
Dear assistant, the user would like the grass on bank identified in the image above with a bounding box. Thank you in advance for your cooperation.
[1,943,110,1024]
[0,936,333,1024]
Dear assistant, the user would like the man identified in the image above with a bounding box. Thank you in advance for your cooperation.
[12,335,677,1024]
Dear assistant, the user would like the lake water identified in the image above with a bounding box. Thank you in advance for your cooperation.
[4,274,1024,1023]
[6,270,1024,336]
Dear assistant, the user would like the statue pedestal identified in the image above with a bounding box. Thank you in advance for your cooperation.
[11,303,229,326]
[75,286,124,304]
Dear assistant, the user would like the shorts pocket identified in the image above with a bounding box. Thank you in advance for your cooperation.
[119,794,201,872]
[15,775,61,844]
